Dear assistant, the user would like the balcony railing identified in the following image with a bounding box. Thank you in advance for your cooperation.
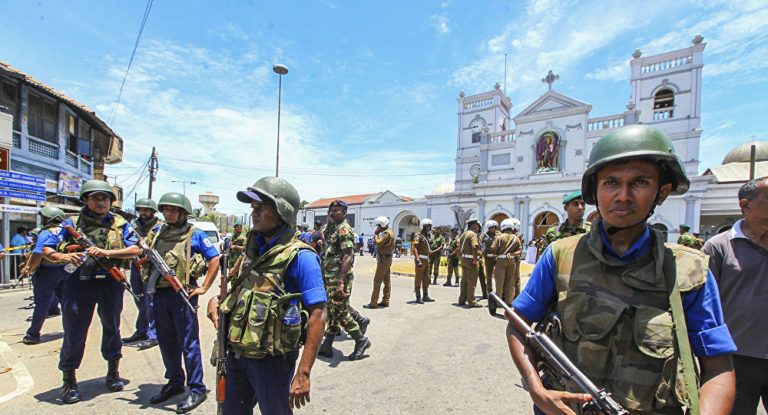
[653,108,674,120]
[79,158,92,175]
[27,136,59,159]
[65,151,78,168]
[489,130,515,144]
[587,115,625,132]
[463,98,494,110]
[641,55,692,74]
[12,131,21,148]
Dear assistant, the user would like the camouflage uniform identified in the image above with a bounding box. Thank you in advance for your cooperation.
[538,220,591,257]
[323,219,359,335]
[230,230,247,259]
[677,232,702,250]
[428,232,445,283]
[446,236,461,285]
[480,231,499,296]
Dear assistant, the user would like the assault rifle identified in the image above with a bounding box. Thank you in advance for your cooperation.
[130,230,197,314]
[490,292,629,415]
[215,236,231,415]
[62,224,142,303]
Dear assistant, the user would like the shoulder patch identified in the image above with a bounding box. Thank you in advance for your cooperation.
[203,238,213,248]
[665,243,708,292]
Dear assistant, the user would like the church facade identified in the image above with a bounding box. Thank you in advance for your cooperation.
[299,36,749,244]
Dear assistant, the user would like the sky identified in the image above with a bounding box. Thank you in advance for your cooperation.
[1,0,766,216]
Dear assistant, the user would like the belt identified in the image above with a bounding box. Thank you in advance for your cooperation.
[485,254,496,258]
[418,255,429,260]
[462,254,474,259]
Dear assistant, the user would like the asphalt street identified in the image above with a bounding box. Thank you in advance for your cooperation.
[0,255,761,415]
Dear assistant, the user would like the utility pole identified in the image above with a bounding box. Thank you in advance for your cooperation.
[148,147,157,198]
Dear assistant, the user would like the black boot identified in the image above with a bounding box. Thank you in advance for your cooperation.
[488,294,498,316]
[61,370,80,404]
[349,307,370,335]
[415,290,423,304]
[106,359,125,392]
[423,288,435,302]
[317,332,335,357]
[431,277,437,285]
[443,275,452,286]
[348,330,371,361]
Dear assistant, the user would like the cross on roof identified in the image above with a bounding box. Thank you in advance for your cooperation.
[542,70,559,90]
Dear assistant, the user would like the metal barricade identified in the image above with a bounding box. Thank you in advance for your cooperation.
[0,248,33,289]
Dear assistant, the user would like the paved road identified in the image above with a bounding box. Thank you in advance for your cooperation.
[0,255,760,415]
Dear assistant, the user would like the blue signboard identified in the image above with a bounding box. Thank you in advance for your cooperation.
[0,179,46,194]
[0,189,46,201]
[0,170,46,185]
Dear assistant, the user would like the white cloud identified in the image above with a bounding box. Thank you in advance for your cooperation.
[430,14,450,34]
[585,61,627,82]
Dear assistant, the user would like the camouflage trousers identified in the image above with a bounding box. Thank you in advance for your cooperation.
[446,257,460,284]
[324,273,360,335]
[429,254,441,279]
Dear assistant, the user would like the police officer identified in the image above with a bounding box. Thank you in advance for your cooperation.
[412,218,435,304]
[231,221,247,258]
[539,191,591,258]
[365,216,395,309]
[480,220,499,298]
[21,206,68,345]
[207,176,327,414]
[428,226,446,285]
[677,224,702,249]
[507,125,736,413]
[122,198,163,350]
[458,217,482,308]
[317,200,371,360]
[488,218,522,315]
[43,180,140,404]
[444,228,461,286]
[142,192,220,413]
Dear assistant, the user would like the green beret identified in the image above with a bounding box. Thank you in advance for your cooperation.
[563,191,583,205]
[679,224,690,230]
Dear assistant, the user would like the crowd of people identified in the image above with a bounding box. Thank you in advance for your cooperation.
[14,124,768,415]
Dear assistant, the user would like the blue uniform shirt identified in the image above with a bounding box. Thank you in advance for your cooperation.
[11,233,29,253]
[34,225,66,268]
[513,223,737,357]
[189,229,220,261]
[251,228,327,307]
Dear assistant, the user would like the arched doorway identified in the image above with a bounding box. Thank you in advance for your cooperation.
[490,212,509,224]
[533,211,559,240]
[396,214,421,243]
[651,223,668,242]
[587,211,600,223]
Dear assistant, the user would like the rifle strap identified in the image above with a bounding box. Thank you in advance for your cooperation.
[663,250,701,415]
[185,227,193,286]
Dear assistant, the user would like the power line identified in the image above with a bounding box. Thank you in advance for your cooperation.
[107,0,154,126]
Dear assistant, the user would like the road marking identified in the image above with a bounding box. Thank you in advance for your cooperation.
[0,342,34,404]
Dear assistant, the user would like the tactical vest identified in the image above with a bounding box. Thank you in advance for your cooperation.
[220,230,314,358]
[144,222,207,287]
[375,228,395,255]
[133,216,160,238]
[547,220,706,413]
[61,210,130,269]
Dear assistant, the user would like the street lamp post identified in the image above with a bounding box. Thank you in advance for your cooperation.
[272,63,289,177]
[172,180,196,196]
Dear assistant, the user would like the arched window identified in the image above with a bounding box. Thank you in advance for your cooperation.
[533,211,559,240]
[653,89,674,109]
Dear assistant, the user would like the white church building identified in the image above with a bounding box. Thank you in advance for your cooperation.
[299,36,765,244]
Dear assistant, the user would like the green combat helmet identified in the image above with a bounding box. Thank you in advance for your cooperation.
[39,205,67,222]
[582,125,689,205]
[236,176,300,226]
[158,192,192,214]
[80,180,117,201]
[135,198,158,212]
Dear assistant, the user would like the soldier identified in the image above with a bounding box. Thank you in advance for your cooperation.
[309,219,324,252]
[480,220,499,298]
[21,206,68,345]
[677,224,702,249]
[507,125,736,413]
[121,198,163,351]
[444,228,461,286]
[412,218,435,304]
[458,216,482,308]
[365,216,395,309]
[488,218,522,316]
[231,221,248,258]
[41,180,140,404]
[539,191,591,257]
[317,200,371,360]
[141,193,220,413]
[428,226,446,285]
[207,176,327,414]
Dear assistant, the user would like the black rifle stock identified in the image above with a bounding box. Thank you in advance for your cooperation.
[63,224,142,303]
[490,292,628,415]
[130,230,197,314]
[215,236,231,415]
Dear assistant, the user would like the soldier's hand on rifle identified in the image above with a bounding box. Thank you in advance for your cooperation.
[206,297,220,329]
[59,252,86,265]
[85,246,109,257]
[531,389,593,415]
[187,286,207,298]
[289,370,311,409]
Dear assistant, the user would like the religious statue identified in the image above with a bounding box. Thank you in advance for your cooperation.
[536,132,559,173]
